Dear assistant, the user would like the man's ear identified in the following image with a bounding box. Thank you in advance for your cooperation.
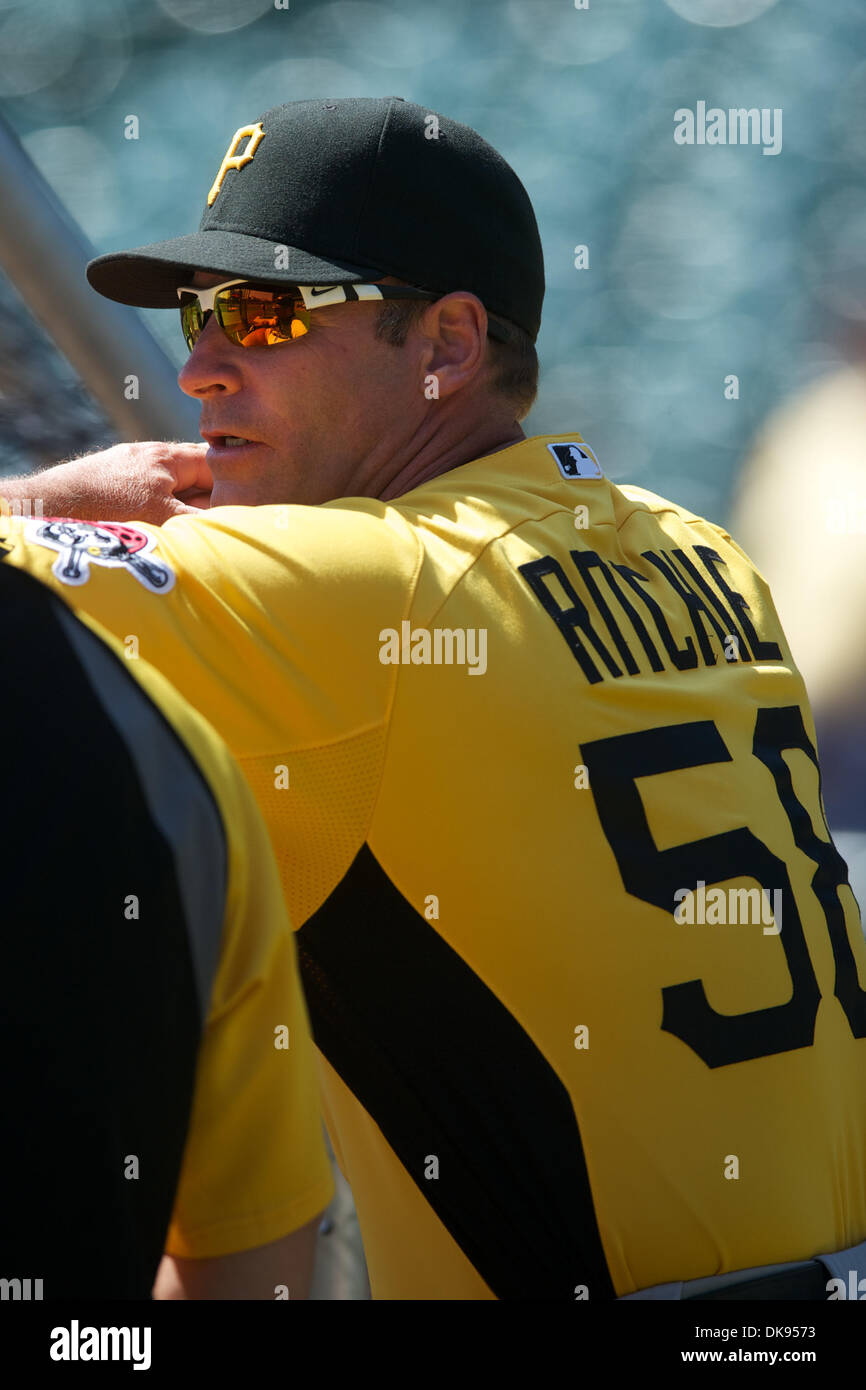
[417,292,488,399]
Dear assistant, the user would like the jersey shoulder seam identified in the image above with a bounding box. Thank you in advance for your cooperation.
[234,716,390,764]
[362,515,427,840]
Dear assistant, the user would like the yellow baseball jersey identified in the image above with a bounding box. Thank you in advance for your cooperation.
[2,432,864,1299]
[127,633,336,1262]
[3,568,333,1268]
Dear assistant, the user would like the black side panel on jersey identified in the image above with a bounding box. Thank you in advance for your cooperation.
[297,844,615,1301]
[0,563,225,1299]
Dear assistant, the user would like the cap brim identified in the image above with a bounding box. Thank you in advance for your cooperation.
[86,230,384,307]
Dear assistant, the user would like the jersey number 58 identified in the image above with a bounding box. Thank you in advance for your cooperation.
[581,706,865,1068]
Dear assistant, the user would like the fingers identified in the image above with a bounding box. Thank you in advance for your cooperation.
[157,441,213,496]
[176,490,213,510]
[165,491,214,519]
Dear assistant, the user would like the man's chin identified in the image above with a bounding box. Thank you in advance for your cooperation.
[208,483,256,508]
[208,466,332,509]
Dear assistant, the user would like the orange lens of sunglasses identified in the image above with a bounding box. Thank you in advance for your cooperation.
[179,286,311,350]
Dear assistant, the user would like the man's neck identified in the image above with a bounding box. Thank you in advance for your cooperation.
[378,418,526,501]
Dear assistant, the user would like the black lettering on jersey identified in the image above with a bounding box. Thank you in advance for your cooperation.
[694,546,782,661]
[583,706,864,1066]
[668,548,752,661]
[589,555,665,673]
[520,545,784,683]
[569,551,640,675]
[518,556,620,684]
[642,550,732,665]
[753,705,866,1036]
[582,718,821,1067]
[610,562,698,672]
[298,845,616,1301]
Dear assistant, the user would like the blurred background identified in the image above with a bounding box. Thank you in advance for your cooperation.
[1,0,864,1292]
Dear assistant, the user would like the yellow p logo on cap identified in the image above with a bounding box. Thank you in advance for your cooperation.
[207,122,266,207]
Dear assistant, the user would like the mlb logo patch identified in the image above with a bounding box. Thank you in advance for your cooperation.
[548,442,602,480]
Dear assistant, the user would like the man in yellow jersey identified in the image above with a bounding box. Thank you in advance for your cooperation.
[1,97,864,1300]
[0,561,332,1299]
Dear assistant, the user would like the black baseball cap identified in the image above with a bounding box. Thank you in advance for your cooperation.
[86,96,545,341]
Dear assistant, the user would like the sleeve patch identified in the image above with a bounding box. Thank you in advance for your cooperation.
[24,518,175,594]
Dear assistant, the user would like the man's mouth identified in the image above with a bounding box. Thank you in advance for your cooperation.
[201,431,264,453]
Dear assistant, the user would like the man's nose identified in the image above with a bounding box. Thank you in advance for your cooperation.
[177,313,242,398]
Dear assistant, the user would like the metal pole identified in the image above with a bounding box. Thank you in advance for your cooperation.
[0,111,199,442]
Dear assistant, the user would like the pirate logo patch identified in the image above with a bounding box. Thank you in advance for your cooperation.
[25,518,175,593]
